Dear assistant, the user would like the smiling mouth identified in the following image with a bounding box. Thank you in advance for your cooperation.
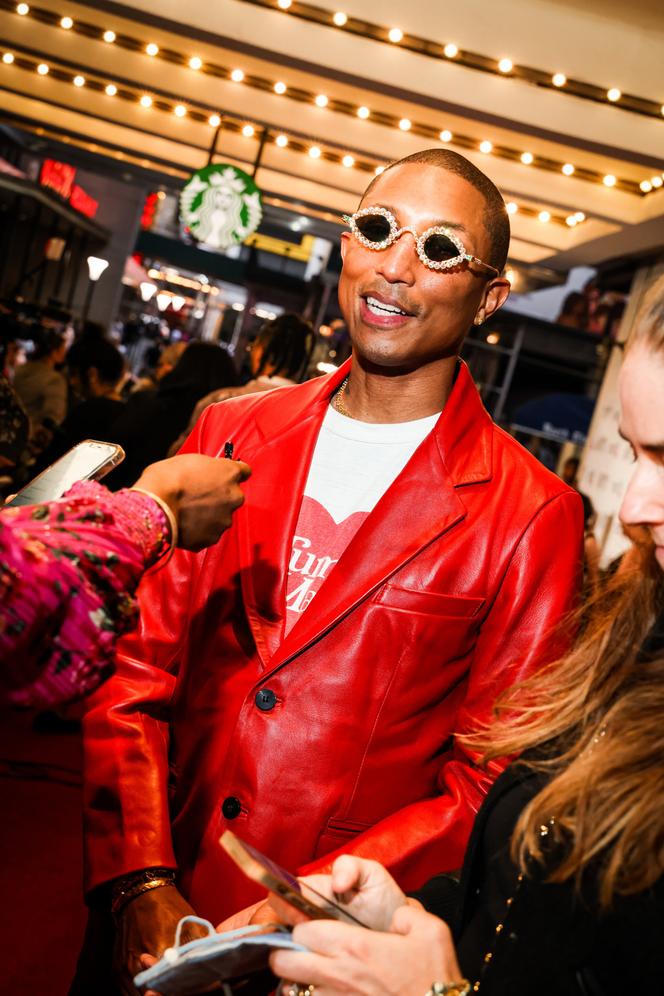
[363,294,413,318]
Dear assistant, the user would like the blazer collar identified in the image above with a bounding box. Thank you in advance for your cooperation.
[238,357,494,670]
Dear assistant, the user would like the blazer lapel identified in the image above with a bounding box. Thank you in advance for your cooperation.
[265,429,467,673]
[236,363,351,667]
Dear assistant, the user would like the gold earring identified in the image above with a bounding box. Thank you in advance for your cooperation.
[474,316,483,326]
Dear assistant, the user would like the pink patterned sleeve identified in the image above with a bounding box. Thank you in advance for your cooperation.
[0,481,170,708]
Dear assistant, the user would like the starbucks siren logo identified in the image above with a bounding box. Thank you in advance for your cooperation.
[180,164,263,250]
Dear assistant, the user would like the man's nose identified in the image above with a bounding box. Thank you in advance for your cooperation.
[375,231,417,284]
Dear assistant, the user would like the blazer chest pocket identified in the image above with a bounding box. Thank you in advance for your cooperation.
[372,584,485,618]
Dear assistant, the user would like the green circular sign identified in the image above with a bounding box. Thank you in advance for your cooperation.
[180,163,263,250]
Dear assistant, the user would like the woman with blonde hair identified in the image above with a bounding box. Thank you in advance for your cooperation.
[268,277,664,994]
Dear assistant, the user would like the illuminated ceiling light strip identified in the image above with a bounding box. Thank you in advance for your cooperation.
[223,0,664,121]
[4,41,651,201]
[5,3,655,195]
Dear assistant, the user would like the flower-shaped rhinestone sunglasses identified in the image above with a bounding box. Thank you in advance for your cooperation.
[342,206,500,277]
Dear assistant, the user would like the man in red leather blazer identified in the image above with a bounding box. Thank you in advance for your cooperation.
[76,150,583,992]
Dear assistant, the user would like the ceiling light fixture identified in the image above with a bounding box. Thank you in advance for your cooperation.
[607,88,621,102]
[60,15,73,28]
[2,52,15,64]
[574,211,585,222]
[505,202,518,214]
[37,62,49,74]
[603,174,616,187]
[309,145,321,158]
[139,94,153,107]
[640,180,652,192]
[208,113,221,126]
[315,94,328,107]
[274,81,287,94]
[174,104,187,117]
[73,74,85,86]
[277,0,292,8]
[399,118,411,130]
[105,83,117,95]
[566,215,578,226]
[562,163,575,175]
[333,11,347,25]
[388,27,403,42]
[342,154,354,167]
[552,73,566,87]
[275,133,288,146]
[230,68,244,82]
[520,152,533,164]
[651,175,663,188]
[103,29,116,43]
[145,42,159,56]
[242,124,255,136]
[357,105,370,118]
[443,43,458,58]
[439,129,452,142]
[189,56,202,70]
[498,58,513,73]
[16,3,29,14]
[479,140,492,153]
[538,210,551,222]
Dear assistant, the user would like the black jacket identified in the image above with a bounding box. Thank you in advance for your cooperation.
[415,762,664,995]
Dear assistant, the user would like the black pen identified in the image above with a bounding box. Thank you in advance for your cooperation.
[223,440,234,460]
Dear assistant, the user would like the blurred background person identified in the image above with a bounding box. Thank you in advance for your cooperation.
[555,291,587,329]
[13,328,68,448]
[170,313,314,453]
[107,340,239,489]
[129,340,188,395]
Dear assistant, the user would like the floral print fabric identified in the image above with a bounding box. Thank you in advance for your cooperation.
[0,481,169,707]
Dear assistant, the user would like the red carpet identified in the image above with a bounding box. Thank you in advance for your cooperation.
[0,708,87,996]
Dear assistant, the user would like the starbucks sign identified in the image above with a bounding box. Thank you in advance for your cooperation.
[180,164,263,250]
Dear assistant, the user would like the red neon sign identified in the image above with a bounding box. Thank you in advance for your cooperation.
[69,184,99,218]
[40,159,76,200]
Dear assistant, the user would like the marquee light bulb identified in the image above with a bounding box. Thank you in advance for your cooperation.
[342,154,354,167]
[3,52,15,64]
[16,3,29,15]
[520,152,533,165]
[274,81,287,94]
[37,62,49,74]
[105,83,117,95]
[189,56,202,70]
[399,118,411,131]
[140,94,152,107]
[174,104,187,117]
[388,27,403,42]
[603,174,616,187]
[275,133,288,146]
[538,210,551,223]
[443,43,458,58]
[552,73,566,87]
[566,215,578,226]
[277,0,292,8]
[607,87,621,102]
[562,163,575,175]
[208,113,221,127]
[315,94,328,107]
[439,129,452,142]
[60,15,73,28]
[498,58,513,73]
[333,11,347,25]
[574,211,585,222]
[374,165,385,175]
[640,180,652,192]
[651,175,663,188]
[230,68,244,82]
[479,140,492,153]
[73,75,85,87]
[103,30,116,43]
[309,145,321,158]
[242,124,255,137]
[357,106,370,118]
[506,202,518,214]
[146,42,159,56]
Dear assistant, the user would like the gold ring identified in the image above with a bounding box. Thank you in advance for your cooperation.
[287,986,315,996]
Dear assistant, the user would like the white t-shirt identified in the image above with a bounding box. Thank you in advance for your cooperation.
[284,404,439,631]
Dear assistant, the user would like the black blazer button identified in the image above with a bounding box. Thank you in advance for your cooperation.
[222,796,242,819]
[255,688,277,711]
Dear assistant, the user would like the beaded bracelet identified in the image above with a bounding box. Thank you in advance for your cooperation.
[426,982,471,996]
[129,488,179,565]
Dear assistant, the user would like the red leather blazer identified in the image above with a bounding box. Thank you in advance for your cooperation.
[81,361,583,922]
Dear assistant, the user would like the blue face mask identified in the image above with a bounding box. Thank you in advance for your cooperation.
[133,916,308,995]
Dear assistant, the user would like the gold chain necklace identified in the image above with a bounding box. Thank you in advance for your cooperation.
[332,376,352,418]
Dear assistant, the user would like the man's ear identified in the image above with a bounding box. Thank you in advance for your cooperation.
[340,231,351,264]
[482,277,511,322]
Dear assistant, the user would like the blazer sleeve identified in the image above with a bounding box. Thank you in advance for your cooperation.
[80,410,214,893]
[298,489,584,889]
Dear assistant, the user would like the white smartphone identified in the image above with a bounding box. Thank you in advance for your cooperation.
[6,440,125,507]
